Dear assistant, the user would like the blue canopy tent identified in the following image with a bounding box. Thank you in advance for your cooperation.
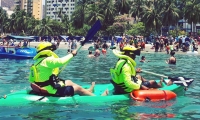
[115,36,123,43]
[4,35,35,41]
[59,35,69,42]
[74,36,83,41]
[40,36,52,42]
[29,36,40,41]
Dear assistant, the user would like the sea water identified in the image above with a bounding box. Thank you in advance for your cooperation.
[0,48,200,119]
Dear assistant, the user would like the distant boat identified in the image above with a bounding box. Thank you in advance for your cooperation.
[0,35,37,59]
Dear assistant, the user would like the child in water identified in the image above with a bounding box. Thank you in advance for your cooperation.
[140,56,149,63]
[88,51,94,58]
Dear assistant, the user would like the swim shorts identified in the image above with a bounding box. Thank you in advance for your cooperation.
[142,81,150,87]
[56,86,74,97]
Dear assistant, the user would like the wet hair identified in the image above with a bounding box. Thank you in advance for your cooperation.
[170,50,175,56]
[141,56,145,60]
[89,51,92,54]
[96,45,99,49]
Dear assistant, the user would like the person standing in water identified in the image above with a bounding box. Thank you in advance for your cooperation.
[102,41,108,55]
[166,50,176,65]
[88,51,95,58]
[94,45,101,57]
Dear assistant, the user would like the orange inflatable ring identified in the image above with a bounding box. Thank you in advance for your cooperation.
[130,89,176,102]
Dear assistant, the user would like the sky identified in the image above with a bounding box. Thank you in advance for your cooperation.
[42,0,45,5]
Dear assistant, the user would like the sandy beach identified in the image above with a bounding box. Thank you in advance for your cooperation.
[1,41,198,55]
[28,41,200,55]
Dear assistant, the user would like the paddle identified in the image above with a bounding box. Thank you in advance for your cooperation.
[78,19,102,51]
[142,70,194,87]
[59,20,102,74]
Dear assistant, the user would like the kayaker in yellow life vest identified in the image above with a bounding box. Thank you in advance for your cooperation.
[29,42,108,96]
[110,46,163,94]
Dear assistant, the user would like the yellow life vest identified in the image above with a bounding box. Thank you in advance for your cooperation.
[29,50,59,82]
[110,49,136,82]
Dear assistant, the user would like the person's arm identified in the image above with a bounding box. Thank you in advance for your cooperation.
[136,68,142,73]
[166,59,169,64]
[122,65,142,90]
[45,51,77,68]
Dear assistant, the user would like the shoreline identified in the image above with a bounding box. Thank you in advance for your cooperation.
[2,41,199,55]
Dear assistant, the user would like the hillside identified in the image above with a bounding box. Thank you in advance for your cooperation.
[1,0,14,9]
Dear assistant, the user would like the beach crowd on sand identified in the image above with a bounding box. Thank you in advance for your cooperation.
[113,35,200,55]
[1,35,200,56]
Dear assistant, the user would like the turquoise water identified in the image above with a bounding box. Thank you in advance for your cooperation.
[0,47,200,119]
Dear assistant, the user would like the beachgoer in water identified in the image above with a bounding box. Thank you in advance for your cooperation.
[140,56,149,63]
[166,50,176,65]
[102,48,107,55]
[67,49,71,54]
[88,51,94,58]
[94,45,100,57]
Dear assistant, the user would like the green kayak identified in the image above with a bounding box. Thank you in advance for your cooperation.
[0,80,184,106]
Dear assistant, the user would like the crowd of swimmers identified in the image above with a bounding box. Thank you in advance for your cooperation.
[153,36,199,53]
[87,39,109,58]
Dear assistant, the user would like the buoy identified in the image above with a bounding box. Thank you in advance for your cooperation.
[130,89,176,102]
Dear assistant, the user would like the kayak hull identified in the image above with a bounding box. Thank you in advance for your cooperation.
[0,80,184,106]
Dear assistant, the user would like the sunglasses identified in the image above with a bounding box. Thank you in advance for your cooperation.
[127,49,141,56]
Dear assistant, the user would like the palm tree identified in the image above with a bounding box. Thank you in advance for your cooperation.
[162,0,180,36]
[0,7,8,34]
[184,0,200,32]
[34,17,53,36]
[27,18,41,35]
[115,0,131,15]
[15,10,29,35]
[141,0,163,34]
[98,0,116,30]
[85,2,104,26]
[129,0,145,23]
[71,0,93,29]
[61,14,71,34]
[6,13,17,34]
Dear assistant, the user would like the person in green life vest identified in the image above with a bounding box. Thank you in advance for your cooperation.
[110,46,163,94]
[29,42,108,96]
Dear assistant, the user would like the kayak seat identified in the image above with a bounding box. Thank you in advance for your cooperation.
[30,83,49,95]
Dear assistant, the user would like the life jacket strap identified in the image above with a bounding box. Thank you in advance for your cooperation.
[110,80,128,94]
[35,74,59,88]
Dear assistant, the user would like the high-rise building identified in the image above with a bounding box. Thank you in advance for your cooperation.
[14,0,43,20]
[45,0,79,21]
[32,0,42,20]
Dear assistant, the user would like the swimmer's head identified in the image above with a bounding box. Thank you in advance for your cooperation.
[89,51,92,54]
[141,56,145,60]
